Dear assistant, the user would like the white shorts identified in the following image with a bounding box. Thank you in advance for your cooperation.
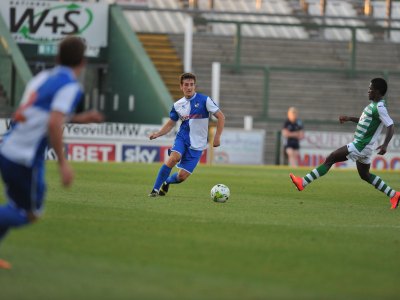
[346,143,373,164]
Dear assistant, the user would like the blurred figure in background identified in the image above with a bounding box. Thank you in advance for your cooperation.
[282,107,304,167]
[0,36,104,269]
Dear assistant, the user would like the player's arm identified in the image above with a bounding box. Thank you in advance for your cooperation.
[70,110,104,123]
[213,110,225,147]
[376,104,395,155]
[377,124,394,155]
[149,119,176,140]
[282,128,302,139]
[298,129,305,140]
[48,111,73,187]
[339,116,359,124]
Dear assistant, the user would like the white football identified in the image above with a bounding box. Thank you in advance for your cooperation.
[211,184,230,203]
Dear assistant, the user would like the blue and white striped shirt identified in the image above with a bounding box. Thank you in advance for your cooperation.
[0,66,82,167]
[170,93,219,150]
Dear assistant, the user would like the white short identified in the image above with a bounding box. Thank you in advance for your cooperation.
[346,143,373,164]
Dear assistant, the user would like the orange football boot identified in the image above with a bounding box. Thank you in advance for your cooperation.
[290,173,304,191]
[390,191,400,209]
[0,259,11,270]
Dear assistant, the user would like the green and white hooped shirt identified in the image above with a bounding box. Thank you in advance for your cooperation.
[353,100,394,152]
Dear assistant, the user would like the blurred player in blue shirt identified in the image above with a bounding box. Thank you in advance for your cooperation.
[0,36,104,269]
[148,73,225,196]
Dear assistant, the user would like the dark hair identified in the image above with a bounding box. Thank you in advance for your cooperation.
[57,36,86,67]
[371,78,388,96]
[180,72,196,84]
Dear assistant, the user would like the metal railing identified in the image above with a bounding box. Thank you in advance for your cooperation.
[122,6,400,123]
[201,19,400,75]
[199,19,400,123]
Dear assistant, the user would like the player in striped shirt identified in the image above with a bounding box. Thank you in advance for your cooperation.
[290,78,400,209]
[0,37,104,269]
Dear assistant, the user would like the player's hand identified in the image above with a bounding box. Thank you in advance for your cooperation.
[376,144,388,155]
[85,110,105,123]
[213,136,221,147]
[339,116,348,124]
[59,161,74,187]
[149,132,159,140]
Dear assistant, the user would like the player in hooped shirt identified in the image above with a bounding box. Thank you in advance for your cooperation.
[148,73,225,196]
[290,78,400,209]
[0,37,104,269]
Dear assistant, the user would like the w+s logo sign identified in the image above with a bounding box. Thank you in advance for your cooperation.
[9,2,93,43]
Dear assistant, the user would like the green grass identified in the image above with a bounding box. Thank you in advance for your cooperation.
[1,162,400,300]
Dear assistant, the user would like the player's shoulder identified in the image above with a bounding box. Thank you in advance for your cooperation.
[28,69,51,89]
[377,100,387,108]
[174,97,186,105]
[297,118,303,125]
[375,100,389,115]
[195,93,209,102]
[47,66,77,87]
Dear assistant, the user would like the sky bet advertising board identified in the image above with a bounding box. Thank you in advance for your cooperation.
[0,119,208,164]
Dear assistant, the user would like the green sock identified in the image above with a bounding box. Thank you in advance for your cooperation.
[303,164,329,187]
[369,174,396,198]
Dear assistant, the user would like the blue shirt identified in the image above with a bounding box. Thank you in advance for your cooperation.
[0,66,82,167]
[170,93,219,150]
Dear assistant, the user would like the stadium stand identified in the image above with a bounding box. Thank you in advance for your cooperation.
[306,0,373,41]
[137,34,183,99]
[168,33,400,163]
[170,33,400,121]
[121,0,400,163]
[202,0,309,39]
[372,0,400,42]
[124,0,187,33]
[124,0,309,39]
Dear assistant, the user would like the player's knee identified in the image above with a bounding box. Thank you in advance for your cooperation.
[324,154,337,168]
[324,155,334,165]
[168,153,181,165]
[166,157,179,167]
[359,173,370,182]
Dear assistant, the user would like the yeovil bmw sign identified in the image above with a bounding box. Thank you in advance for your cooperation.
[1,0,108,47]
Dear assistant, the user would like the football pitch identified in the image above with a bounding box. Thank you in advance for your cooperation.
[1,162,399,300]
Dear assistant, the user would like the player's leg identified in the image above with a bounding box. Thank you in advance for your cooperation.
[0,204,30,242]
[0,156,44,268]
[0,205,31,270]
[159,148,202,196]
[357,161,400,209]
[149,138,185,196]
[0,156,32,234]
[290,145,349,191]
[286,147,299,167]
[149,152,180,196]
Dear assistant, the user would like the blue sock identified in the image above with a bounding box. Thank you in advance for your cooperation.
[0,205,29,227]
[0,204,29,243]
[166,173,181,185]
[153,164,172,191]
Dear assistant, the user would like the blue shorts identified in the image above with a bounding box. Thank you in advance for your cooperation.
[171,137,203,174]
[0,154,46,212]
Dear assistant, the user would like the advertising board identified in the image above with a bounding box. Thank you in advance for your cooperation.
[282,130,400,170]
